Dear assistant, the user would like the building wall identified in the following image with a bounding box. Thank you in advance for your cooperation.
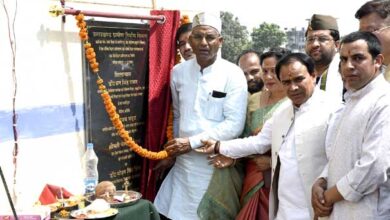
[0,0,152,210]
[285,27,306,52]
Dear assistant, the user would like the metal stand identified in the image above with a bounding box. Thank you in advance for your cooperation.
[0,166,18,220]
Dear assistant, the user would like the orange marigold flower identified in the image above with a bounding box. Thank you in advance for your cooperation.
[90,62,99,69]
[107,112,116,119]
[132,146,141,153]
[84,43,92,49]
[96,78,103,85]
[103,100,111,106]
[88,58,96,64]
[98,84,106,91]
[149,154,157,160]
[180,15,191,25]
[75,13,84,21]
[107,110,116,118]
[106,106,115,113]
[111,114,120,121]
[86,52,96,60]
[79,31,87,38]
[106,106,116,115]
[77,21,86,28]
[79,27,87,33]
[86,48,94,55]
[105,101,114,109]
[113,120,123,125]
[125,137,133,144]
[139,148,148,155]
[118,129,128,137]
[114,121,124,130]
[101,92,110,100]
[79,33,88,40]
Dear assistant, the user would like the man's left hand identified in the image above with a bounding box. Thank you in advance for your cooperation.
[252,155,271,171]
[153,157,175,180]
[208,154,235,168]
[164,138,192,157]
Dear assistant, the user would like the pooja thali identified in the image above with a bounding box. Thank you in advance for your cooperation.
[86,190,142,208]
[47,199,78,213]
[70,208,118,219]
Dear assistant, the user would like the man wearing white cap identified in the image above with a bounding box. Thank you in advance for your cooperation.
[154,12,248,219]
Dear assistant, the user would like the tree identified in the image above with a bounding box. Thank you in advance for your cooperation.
[220,11,251,63]
[251,22,286,52]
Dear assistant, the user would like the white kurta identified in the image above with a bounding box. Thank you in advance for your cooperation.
[154,58,248,220]
[220,89,342,220]
[275,111,310,220]
[324,75,390,220]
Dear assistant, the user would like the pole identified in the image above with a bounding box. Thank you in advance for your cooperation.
[0,166,18,220]
[64,8,165,23]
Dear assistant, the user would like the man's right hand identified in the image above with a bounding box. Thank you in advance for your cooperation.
[164,138,192,157]
[312,178,333,217]
[153,157,175,180]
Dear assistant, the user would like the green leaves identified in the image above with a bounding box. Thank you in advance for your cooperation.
[220,12,251,63]
[220,12,287,62]
[251,22,287,52]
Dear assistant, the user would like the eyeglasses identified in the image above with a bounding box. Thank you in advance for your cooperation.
[373,26,390,33]
[191,33,220,43]
[306,36,333,44]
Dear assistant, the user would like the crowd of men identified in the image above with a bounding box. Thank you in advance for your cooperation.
[153,0,390,219]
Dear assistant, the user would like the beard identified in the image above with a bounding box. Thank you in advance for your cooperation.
[312,50,336,67]
[248,81,264,94]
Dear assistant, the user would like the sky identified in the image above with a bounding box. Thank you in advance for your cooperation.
[157,0,369,35]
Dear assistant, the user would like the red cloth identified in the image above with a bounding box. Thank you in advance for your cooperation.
[38,184,73,205]
[140,10,180,201]
[236,160,270,220]
[236,187,269,220]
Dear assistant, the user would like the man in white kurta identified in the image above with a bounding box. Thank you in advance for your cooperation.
[198,53,342,220]
[312,31,390,219]
[154,12,248,220]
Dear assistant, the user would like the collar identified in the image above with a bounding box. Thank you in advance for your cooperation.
[344,74,383,101]
[192,57,221,74]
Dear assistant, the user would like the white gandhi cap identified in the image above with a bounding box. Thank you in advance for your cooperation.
[192,12,222,34]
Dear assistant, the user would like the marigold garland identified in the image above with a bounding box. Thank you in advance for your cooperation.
[75,13,168,160]
[166,106,174,141]
[180,15,190,25]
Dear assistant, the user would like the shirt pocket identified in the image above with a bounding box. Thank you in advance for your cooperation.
[205,92,226,122]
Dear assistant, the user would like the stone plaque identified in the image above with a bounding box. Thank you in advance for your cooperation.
[83,20,149,191]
